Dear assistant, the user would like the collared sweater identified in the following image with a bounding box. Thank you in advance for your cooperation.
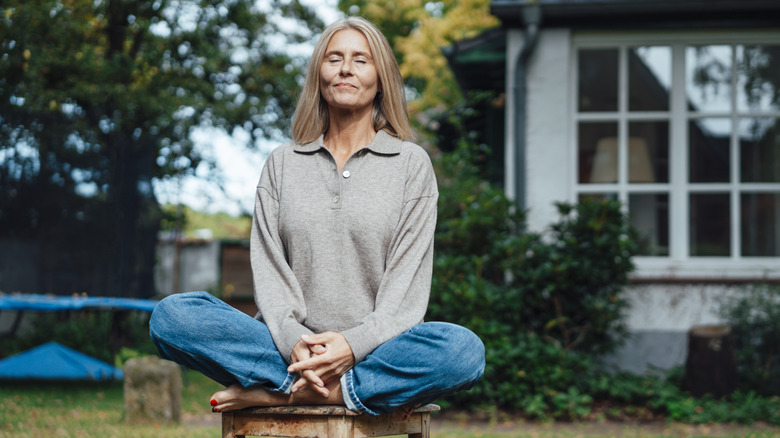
[250,129,438,363]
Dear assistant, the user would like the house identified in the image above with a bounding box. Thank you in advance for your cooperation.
[447,0,780,373]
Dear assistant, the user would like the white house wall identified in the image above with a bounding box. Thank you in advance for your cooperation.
[511,28,739,374]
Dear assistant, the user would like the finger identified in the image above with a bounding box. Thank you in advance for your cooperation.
[300,332,334,346]
[287,355,323,374]
[302,369,324,388]
[310,344,327,355]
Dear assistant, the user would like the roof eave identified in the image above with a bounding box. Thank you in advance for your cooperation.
[490,0,780,29]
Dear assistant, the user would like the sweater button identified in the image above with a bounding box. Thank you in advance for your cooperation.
[333,195,340,203]
[342,170,351,178]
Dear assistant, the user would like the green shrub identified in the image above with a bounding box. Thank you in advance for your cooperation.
[718,283,780,396]
[429,139,639,416]
[0,310,156,364]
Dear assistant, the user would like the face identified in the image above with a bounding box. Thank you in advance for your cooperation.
[319,29,380,114]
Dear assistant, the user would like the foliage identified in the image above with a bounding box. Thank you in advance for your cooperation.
[429,138,639,417]
[718,283,780,396]
[0,310,156,364]
[586,369,780,426]
[0,0,321,297]
[338,0,498,114]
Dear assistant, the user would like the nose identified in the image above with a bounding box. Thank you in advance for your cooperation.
[339,60,352,75]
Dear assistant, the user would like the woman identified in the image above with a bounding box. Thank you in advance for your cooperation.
[149,16,485,416]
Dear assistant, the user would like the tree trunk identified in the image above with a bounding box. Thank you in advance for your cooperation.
[683,324,739,398]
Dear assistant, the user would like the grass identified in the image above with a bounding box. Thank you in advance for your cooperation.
[1,369,779,438]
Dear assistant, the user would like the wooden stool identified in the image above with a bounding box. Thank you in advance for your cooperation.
[221,404,439,438]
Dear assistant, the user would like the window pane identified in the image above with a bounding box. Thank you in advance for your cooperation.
[579,49,618,112]
[629,193,669,256]
[579,122,618,183]
[690,193,731,256]
[628,121,669,183]
[740,118,780,183]
[686,45,732,112]
[578,193,618,202]
[629,46,671,111]
[737,45,780,112]
[742,193,780,256]
[689,118,731,183]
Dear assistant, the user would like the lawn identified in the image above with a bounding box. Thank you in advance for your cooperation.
[1,369,778,438]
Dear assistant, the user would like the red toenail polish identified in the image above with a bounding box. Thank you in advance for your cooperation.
[210,399,218,406]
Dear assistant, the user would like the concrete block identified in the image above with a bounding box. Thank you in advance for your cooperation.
[124,356,182,424]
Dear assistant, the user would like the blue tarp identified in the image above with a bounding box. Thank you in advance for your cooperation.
[0,342,124,380]
[0,293,157,312]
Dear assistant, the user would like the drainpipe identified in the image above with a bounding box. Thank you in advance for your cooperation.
[512,3,541,212]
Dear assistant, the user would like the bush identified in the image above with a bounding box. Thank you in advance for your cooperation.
[719,283,780,396]
[0,310,156,364]
[429,139,639,416]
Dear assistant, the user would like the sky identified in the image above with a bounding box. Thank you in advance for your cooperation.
[152,0,343,217]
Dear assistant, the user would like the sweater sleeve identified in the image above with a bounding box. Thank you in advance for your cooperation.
[340,146,438,362]
[250,149,313,363]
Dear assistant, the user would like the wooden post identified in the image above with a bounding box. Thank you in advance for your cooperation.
[683,324,738,398]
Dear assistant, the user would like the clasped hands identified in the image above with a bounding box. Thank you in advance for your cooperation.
[288,331,355,398]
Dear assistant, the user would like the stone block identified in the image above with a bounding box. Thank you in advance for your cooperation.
[124,356,182,424]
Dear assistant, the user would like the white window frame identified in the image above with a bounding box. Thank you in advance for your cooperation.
[571,31,780,281]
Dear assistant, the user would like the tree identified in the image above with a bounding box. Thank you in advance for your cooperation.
[338,0,498,115]
[0,0,322,297]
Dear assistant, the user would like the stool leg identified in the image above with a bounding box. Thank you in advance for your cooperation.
[327,415,354,438]
[222,412,246,438]
[409,412,431,438]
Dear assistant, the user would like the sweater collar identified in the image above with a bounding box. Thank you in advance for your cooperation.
[295,129,402,155]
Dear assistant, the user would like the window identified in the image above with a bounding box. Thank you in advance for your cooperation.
[574,34,780,276]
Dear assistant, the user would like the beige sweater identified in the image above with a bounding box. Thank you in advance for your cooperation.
[250,130,438,363]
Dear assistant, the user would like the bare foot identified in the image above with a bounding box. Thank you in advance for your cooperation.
[210,383,286,412]
[210,380,346,412]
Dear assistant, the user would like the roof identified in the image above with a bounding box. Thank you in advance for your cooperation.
[0,293,158,312]
[0,342,123,380]
[491,0,780,29]
[443,28,507,93]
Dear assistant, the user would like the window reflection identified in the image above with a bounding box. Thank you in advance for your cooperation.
[629,46,671,112]
[686,45,732,112]
[629,193,669,256]
[690,193,731,256]
[737,45,780,112]
[579,122,618,183]
[689,118,731,183]
[742,193,780,257]
[628,121,669,183]
[579,49,618,112]
[740,118,780,183]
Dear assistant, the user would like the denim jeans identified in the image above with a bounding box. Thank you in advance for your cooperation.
[149,291,485,416]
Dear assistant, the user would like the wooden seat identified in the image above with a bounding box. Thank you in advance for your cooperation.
[221,404,439,438]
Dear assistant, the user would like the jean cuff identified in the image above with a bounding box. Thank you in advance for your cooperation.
[272,371,297,394]
[340,369,379,416]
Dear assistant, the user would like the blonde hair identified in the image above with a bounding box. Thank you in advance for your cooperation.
[291,16,414,144]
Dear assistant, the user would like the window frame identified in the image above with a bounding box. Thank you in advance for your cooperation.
[571,31,780,280]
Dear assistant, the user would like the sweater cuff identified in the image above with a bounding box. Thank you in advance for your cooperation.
[279,321,314,364]
[340,326,376,363]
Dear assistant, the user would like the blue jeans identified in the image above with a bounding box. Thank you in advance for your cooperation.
[149,291,485,416]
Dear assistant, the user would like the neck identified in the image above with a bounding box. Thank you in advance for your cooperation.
[323,107,377,167]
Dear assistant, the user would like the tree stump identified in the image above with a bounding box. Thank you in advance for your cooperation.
[682,325,738,398]
[124,356,182,424]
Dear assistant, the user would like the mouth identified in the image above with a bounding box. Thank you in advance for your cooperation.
[334,82,357,89]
